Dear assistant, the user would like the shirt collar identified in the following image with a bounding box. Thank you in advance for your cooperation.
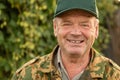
[57,48,61,65]
[56,48,67,75]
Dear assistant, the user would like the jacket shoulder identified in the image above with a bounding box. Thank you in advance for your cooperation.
[16,53,52,74]
[16,56,40,74]
[97,52,120,71]
[107,58,120,71]
[104,57,120,79]
[91,50,120,79]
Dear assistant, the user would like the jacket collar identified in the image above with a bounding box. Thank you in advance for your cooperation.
[89,48,105,78]
[38,45,59,73]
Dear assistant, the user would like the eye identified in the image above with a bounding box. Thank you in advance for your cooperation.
[80,23,89,28]
[62,22,73,26]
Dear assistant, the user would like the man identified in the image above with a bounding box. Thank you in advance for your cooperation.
[12,0,120,80]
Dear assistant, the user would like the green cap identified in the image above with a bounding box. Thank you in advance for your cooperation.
[54,0,99,18]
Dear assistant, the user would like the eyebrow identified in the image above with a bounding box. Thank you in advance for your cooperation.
[80,21,89,23]
[61,19,72,23]
[60,17,91,23]
[79,20,89,23]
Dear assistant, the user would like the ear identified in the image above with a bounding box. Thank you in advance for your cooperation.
[95,19,99,39]
[53,19,57,37]
[95,25,99,39]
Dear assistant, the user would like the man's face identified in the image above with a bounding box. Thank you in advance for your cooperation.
[53,10,99,57]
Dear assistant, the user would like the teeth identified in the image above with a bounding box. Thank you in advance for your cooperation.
[70,40,82,44]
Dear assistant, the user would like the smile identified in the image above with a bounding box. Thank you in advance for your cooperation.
[67,39,84,44]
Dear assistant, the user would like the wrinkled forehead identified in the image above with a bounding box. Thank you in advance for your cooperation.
[56,9,95,18]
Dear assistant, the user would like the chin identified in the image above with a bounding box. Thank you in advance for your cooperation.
[67,49,84,55]
[68,51,84,58]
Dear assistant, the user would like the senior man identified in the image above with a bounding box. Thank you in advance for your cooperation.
[12,0,120,80]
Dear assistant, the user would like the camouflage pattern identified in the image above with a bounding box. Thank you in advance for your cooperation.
[12,46,120,80]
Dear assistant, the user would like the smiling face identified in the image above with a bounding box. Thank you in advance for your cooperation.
[53,9,99,57]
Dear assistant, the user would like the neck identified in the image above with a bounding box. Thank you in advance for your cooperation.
[61,50,90,65]
[60,50,90,79]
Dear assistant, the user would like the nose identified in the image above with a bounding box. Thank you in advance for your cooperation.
[70,26,82,36]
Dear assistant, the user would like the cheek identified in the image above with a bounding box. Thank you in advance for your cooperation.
[56,27,69,37]
[56,29,66,45]
[55,28,64,42]
[90,27,97,36]
[89,30,97,44]
[83,29,96,41]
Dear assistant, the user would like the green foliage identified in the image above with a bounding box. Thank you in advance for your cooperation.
[94,26,110,52]
[0,0,118,79]
[94,0,118,51]
[0,0,56,79]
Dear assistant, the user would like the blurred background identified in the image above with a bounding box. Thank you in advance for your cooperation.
[0,0,120,80]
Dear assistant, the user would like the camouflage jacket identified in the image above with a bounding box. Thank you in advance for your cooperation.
[12,46,120,80]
